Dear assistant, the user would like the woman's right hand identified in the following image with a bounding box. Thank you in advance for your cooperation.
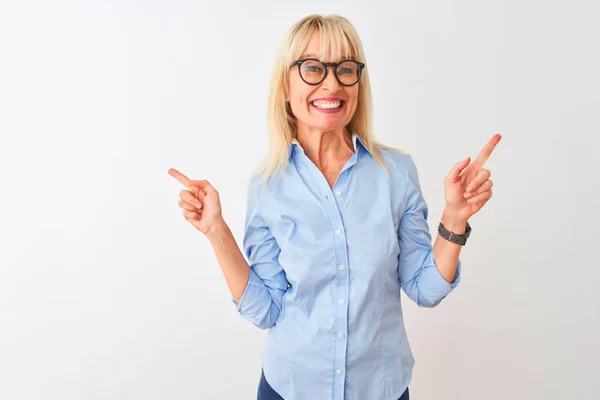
[168,168,223,235]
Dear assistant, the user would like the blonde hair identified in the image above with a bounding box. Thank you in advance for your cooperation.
[253,14,397,185]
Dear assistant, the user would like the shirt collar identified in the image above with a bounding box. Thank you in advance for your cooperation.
[288,131,371,159]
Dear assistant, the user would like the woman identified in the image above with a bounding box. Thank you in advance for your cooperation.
[169,14,500,400]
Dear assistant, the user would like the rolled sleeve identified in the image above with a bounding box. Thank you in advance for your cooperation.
[398,154,461,308]
[233,179,288,329]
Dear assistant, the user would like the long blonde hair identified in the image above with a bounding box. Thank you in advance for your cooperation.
[253,14,396,185]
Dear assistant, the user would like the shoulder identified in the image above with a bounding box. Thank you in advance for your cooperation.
[246,173,267,204]
[245,170,281,206]
[374,143,419,178]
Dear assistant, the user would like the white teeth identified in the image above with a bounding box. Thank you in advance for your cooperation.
[312,101,342,109]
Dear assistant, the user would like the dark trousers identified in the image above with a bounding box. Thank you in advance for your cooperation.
[258,370,409,400]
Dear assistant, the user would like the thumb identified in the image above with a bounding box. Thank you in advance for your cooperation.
[448,157,470,183]
[190,179,216,195]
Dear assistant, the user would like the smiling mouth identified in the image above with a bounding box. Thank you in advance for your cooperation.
[311,100,345,109]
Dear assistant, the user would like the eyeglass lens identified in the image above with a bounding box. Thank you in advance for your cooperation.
[300,60,360,85]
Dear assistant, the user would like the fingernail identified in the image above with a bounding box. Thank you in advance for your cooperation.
[196,203,202,209]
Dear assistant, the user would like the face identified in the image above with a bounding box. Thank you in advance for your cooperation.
[287,30,359,133]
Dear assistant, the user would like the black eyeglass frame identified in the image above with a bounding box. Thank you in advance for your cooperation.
[290,58,365,87]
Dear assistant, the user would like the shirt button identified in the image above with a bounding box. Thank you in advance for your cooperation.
[336,368,342,374]
[337,332,343,338]
[338,298,345,304]
[336,191,342,197]
[335,229,341,235]
[339,265,345,271]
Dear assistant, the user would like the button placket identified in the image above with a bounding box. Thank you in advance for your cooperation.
[297,150,357,400]
[327,180,351,400]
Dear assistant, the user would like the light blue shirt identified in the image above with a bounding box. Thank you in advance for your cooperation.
[233,133,461,400]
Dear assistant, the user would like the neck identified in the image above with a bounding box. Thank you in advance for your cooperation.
[295,125,354,168]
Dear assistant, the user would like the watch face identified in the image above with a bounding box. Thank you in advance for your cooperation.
[465,222,472,238]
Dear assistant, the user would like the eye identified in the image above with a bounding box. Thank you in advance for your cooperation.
[304,65,324,74]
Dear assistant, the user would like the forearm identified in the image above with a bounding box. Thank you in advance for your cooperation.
[433,207,468,283]
[205,218,251,303]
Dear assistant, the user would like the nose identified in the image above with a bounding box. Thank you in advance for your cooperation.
[322,66,341,93]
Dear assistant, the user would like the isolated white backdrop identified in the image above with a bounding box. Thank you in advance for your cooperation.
[1,1,598,399]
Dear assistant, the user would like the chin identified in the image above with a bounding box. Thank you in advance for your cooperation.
[308,115,349,130]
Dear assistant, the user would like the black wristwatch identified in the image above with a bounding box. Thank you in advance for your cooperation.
[438,221,471,246]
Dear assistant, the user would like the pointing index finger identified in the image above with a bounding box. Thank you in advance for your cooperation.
[472,133,502,169]
[168,168,193,188]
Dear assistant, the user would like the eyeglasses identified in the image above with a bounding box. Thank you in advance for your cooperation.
[290,58,365,86]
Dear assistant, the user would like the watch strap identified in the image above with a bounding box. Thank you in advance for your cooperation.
[438,221,471,245]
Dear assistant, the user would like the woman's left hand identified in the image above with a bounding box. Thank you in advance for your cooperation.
[444,134,502,222]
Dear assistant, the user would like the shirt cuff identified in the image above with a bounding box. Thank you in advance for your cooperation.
[231,269,263,312]
[433,258,462,291]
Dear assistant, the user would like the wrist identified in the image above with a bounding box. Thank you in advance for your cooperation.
[441,207,468,234]
[205,217,228,241]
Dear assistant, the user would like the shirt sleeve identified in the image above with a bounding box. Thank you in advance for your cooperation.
[398,154,461,308]
[232,179,289,329]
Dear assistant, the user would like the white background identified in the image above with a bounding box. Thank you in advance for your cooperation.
[1,0,598,399]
